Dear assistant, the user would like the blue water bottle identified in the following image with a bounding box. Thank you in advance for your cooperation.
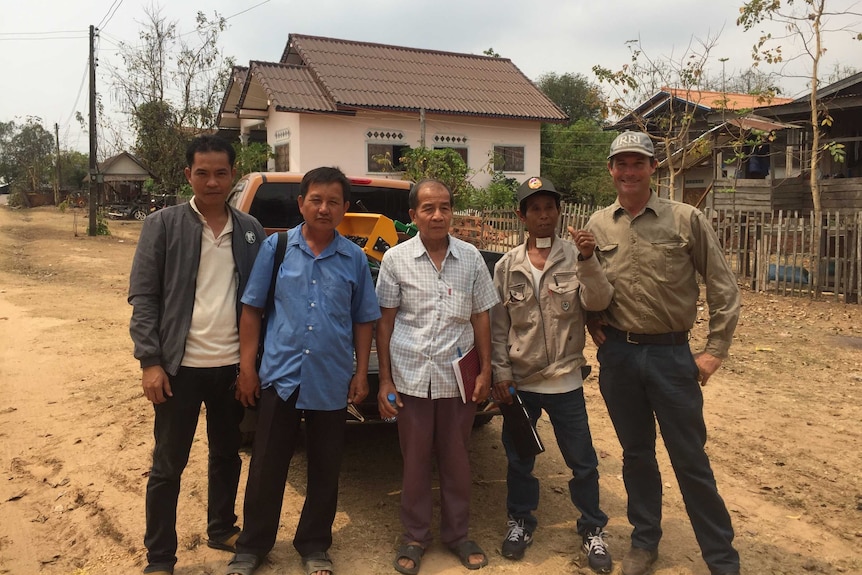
[383,392,398,423]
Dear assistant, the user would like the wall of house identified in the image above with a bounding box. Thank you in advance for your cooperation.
[257,115,298,172]
[264,109,541,187]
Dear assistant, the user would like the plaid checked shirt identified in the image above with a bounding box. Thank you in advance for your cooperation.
[376,235,499,399]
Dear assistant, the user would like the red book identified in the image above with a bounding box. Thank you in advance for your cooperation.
[452,346,480,403]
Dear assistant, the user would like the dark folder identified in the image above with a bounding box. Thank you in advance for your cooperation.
[500,391,545,459]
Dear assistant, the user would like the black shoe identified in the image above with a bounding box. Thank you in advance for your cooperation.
[501,517,532,560]
[582,527,613,573]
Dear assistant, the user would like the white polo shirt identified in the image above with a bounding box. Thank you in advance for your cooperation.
[181,198,240,368]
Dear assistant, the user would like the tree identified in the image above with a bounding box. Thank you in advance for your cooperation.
[0,119,90,207]
[593,34,721,200]
[533,73,614,205]
[737,0,862,294]
[233,141,273,178]
[535,72,605,125]
[398,147,472,199]
[112,5,234,193]
[458,171,520,210]
[5,118,54,197]
[133,100,188,193]
[0,120,17,185]
[541,120,617,206]
[58,150,90,191]
[700,67,785,97]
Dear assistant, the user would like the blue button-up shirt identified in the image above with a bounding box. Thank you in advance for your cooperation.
[241,224,381,410]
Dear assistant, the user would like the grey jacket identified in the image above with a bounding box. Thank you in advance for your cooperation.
[128,202,265,375]
[490,237,614,387]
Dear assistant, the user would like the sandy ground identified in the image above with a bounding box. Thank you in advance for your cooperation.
[0,206,861,575]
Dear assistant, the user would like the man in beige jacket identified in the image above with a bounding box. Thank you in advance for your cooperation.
[489,176,614,573]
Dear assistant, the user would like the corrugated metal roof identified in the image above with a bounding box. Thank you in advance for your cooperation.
[270,34,567,122]
[663,87,792,110]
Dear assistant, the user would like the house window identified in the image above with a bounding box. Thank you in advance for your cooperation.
[275,144,289,171]
[493,145,525,172]
[366,129,409,173]
[368,143,411,172]
[435,146,468,164]
[434,134,468,165]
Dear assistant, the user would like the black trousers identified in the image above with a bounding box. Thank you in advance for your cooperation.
[144,365,243,572]
[235,386,347,558]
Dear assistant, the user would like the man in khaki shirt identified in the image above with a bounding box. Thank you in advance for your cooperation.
[490,177,614,573]
[586,132,741,575]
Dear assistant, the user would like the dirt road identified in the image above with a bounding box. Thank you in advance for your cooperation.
[0,206,860,575]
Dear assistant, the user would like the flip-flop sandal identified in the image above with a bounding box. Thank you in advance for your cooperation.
[448,540,488,570]
[393,544,424,575]
[302,551,333,575]
[208,531,240,552]
[225,552,262,575]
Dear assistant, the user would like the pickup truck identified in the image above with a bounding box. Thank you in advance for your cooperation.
[228,172,503,426]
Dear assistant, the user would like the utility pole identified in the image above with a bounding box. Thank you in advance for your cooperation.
[54,123,61,206]
[719,57,729,123]
[88,24,98,236]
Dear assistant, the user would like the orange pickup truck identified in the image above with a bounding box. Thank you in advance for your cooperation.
[228,172,502,428]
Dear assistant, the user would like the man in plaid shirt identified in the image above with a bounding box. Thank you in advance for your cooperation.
[376,178,499,574]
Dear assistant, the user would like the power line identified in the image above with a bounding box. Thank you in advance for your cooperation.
[224,0,272,21]
[62,59,91,138]
[0,30,86,36]
[97,0,124,30]
[0,34,86,41]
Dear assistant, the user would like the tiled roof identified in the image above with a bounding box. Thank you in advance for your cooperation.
[266,34,567,122]
[244,61,336,113]
[663,87,792,110]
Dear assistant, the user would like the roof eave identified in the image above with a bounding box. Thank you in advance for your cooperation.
[335,104,566,123]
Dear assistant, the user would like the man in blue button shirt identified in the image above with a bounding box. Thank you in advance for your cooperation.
[225,167,381,575]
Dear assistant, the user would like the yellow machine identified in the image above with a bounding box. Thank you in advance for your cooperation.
[337,213,399,262]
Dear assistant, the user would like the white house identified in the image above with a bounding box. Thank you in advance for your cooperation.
[217,34,567,187]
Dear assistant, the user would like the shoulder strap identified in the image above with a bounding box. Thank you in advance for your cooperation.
[265,232,287,314]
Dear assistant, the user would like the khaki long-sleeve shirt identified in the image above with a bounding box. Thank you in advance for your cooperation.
[490,237,614,387]
[586,192,740,358]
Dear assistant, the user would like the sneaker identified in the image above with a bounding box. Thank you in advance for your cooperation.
[501,518,532,560]
[582,527,613,573]
[621,546,658,575]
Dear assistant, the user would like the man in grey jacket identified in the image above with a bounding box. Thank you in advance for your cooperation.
[128,135,265,575]
[490,176,614,573]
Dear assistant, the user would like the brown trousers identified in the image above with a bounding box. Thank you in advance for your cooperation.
[397,394,477,547]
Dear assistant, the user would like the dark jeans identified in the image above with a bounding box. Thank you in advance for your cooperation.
[597,339,739,573]
[502,388,607,536]
[144,365,243,572]
[236,386,347,558]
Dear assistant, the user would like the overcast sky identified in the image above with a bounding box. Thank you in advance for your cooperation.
[2,0,860,153]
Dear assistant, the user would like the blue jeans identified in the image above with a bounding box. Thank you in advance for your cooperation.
[502,387,607,536]
[144,366,243,573]
[597,339,739,574]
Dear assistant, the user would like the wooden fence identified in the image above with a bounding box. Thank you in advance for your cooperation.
[705,208,861,303]
[453,203,597,252]
[452,204,862,304]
